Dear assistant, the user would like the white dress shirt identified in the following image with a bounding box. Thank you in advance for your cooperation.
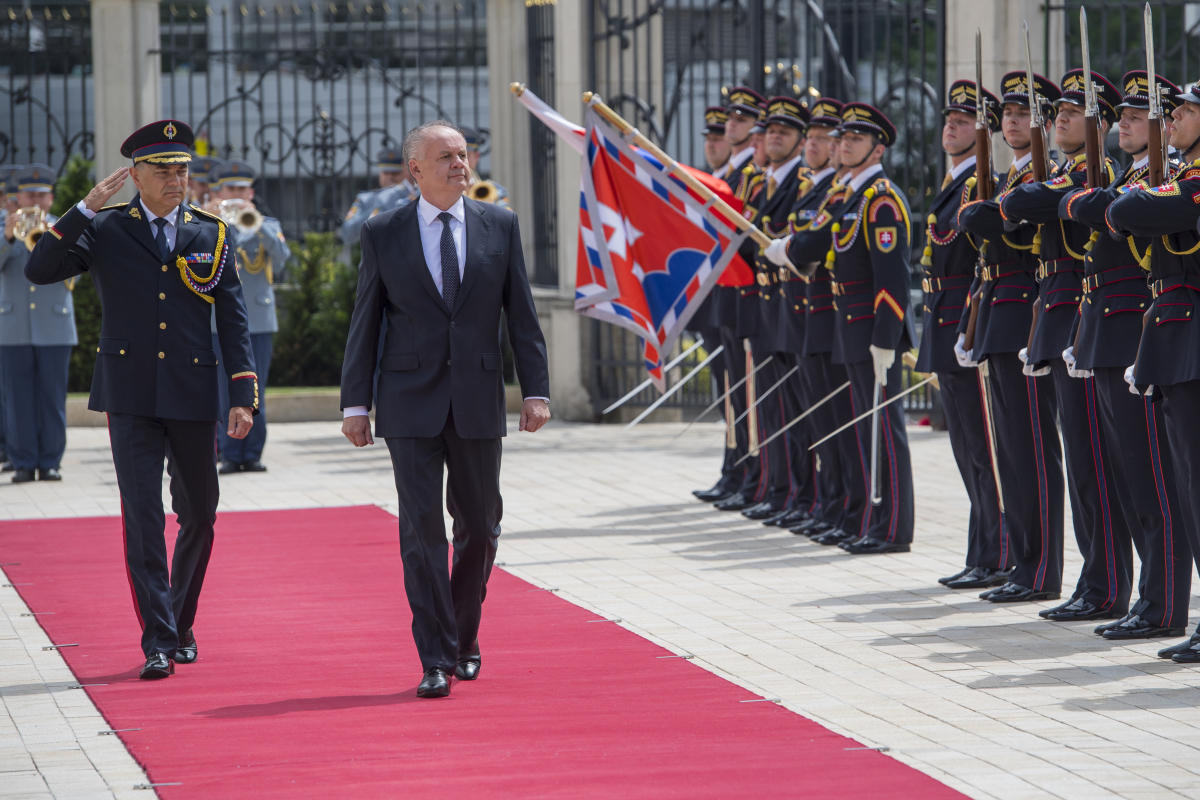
[847,162,886,194]
[344,195,546,418]
[77,198,180,252]
[765,152,804,184]
[713,146,755,181]
[949,154,977,182]
[1009,152,1033,174]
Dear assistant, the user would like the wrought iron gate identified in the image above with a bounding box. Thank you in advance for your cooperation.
[158,0,489,237]
[586,0,945,417]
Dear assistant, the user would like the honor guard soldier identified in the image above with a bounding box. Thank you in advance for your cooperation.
[702,106,732,172]
[24,120,259,679]
[0,164,74,483]
[1057,71,1192,638]
[741,95,818,526]
[714,86,772,512]
[1000,69,1129,617]
[770,103,916,554]
[919,80,1013,589]
[0,164,21,470]
[1106,78,1200,661]
[462,127,512,211]
[342,147,419,251]
[956,71,1066,602]
[187,154,223,207]
[206,159,290,473]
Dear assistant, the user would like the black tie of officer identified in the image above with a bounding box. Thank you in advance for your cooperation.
[153,217,170,263]
[438,211,459,310]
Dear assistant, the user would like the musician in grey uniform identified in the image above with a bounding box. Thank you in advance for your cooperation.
[342,148,419,250]
[462,127,512,211]
[187,154,223,208]
[0,164,75,483]
[207,159,290,473]
[0,165,20,470]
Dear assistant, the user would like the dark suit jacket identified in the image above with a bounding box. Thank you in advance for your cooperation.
[25,197,258,421]
[340,197,549,439]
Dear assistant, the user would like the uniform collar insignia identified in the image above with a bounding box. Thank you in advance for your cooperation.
[183,211,193,224]
[128,206,142,220]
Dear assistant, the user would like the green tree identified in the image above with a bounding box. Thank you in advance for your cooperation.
[271,232,357,386]
[48,154,101,392]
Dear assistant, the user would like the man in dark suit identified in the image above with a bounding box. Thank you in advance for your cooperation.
[25,120,259,680]
[340,120,550,698]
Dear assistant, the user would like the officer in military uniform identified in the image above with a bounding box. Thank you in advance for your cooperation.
[0,164,21,470]
[206,159,290,474]
[956,72,1066,602]
[1000,69,1129,617]
[342,147,419,251]
[1058,71,1192,639]
[187,154,223,207]
[769,103,916,554]
[0,164,75,483]
[702,106,732,172]
[916,80,1012,588]
[25,120,259,680]
[1106,79,1200,661]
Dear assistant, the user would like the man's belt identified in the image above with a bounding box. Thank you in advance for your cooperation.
[1036,257,1084,281]
[1151,274,1200,298]
[921,274,973,294]
[830,279,869,296]
[1082,265,1146,294]
[981,260,1025,282]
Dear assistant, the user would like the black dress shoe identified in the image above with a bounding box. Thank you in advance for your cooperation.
[218,460,242,475]
[812,528,855,546]
[842,536,910,555]
[1172,642,1200,664]
[242,460,267,472]
[791,519,833,536]
[174,629,197,664]
[1039,598,1078,618]
[986,583,1060,603]
[1158,634,1200,660]
[714,492,753,511]
[139,653,175,680]
[1,460,14,472]
[693,486,734,502]
[1047,601,1125,622]
[760,509,795,526]
[938,566,972,586]
[1094,613,1133,635]
[741,502,782,520]
[454,656,481,681]
[36,468,62,481]
[946,566,1009,590]
[11,468,35,484]
[1101,615,1186,640]
[768,509,810,528]
[417,667,451,698]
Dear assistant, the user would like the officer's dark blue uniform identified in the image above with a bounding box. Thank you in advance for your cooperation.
[999,70,1129,616]
[1055,71,1192,635]
[956,71,1066,602]
[24,120,258,676]
[918,80,1011,587]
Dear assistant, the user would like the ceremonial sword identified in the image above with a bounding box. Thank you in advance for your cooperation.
[734,381,850,466]
[730,365,800,428]
[602,336,707,415]
[624,346,725,429]
[669,355,776,442]
[809,376,937,450]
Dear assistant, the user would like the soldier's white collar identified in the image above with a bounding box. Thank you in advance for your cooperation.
[140,199,180,227]
[1010,153,1032,172]
[766,152,804,181]
[809,166,836,185]
[726,147,755,174]
[847,163,885,194]
[949,154,976,181]
[1132,154,1149,170]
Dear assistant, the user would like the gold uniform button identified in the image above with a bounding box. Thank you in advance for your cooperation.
[160,322,166,330]
[194,358,199,364]
[96,347,100,353]
[1105,308,1109,313]
[158,351,165,359]
[29,303,35,309]
[29,286,35,292]
[161,265,168,272]
[119,350,125,355]
[159,293,166,300]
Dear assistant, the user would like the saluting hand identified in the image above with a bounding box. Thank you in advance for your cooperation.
[83,168,130,212]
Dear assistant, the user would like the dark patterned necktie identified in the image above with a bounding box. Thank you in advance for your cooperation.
[438,211,460,310]
[153,218,170,263]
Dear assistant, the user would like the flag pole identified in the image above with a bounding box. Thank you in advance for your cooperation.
[580,92,775,253]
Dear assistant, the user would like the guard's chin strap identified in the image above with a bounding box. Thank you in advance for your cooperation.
[1184,134,1200,164]
[1127,143,1148,156]
[729,132,754,149]
[1061,143,1085,156]
[842,150,877,171]
[947,142,976,158]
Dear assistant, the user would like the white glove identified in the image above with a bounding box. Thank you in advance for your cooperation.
[1019,347,1051,377]
[1125,364,1139,395]
[954,333,978,368]
[869,344,895,385]
[763,235,794,268]
[1063,346,1093,379]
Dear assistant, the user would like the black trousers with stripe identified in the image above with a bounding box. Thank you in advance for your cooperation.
[725,330,765,501]
[1050,362,1130,611]
[754,355,791,508]
[938,369,1009,569]
[1093,367,1191,627]
[1153,379,1200,634]
[986,353,1064,593]
[107,414,219,658]
[844,358,913,544]
[778,351,817,513]
[801,353,855,528]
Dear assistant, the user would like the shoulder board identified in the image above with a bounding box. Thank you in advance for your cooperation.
[188,205,226,226]
[868,178,905,204]
[98,202,128,212]
[1178,166,1200,181]
[741,164,757,175]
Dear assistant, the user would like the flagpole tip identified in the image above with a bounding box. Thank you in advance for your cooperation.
[510,83,526,96]
[583,91,595,104]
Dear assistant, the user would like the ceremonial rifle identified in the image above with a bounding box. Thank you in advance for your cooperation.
[1025,21,1051,183]
[1145,3,1168,187]
[963,29,991,353]
[1081,7,1109,190]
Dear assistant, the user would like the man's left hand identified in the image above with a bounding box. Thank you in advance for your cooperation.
[519,399,550,433]
[228,407,254,439]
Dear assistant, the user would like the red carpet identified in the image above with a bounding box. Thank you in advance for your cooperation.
[1,506,965,798]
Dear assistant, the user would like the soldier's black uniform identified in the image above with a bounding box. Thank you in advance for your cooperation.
[1055,71,1192,634]
[957,71,1065,602]
[919,80,1011,586]
[1000,69,1129,615]
[24,121,258,676]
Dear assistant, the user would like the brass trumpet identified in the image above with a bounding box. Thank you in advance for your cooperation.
[467,179,501,204]
[217,199,264,235]
[13,207,48,252]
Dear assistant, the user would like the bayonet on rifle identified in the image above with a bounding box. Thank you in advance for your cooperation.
[1081,7,1109,189]
[1146,3,1168,187]
[1024,21,1051,182]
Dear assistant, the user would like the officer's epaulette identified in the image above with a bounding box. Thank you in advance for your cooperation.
[98,202,127,212]
[865,179,911,236]
[188,205,227,227]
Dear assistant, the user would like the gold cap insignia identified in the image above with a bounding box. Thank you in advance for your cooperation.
[164,122,177,140]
